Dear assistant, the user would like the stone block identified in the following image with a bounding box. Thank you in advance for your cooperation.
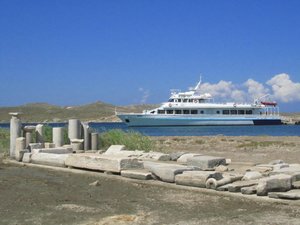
[104,150,144,157]
[22,153,32,163]
[31,147,73,154]
[177,153,202,164]
[29,143,44,151]
[256,174,292,196]
[44,142,56,149]
[241,185,257,195]
[143,161,197,183]
[169,152,186,161]
[215,165,228,172]
[121,170,153,180]
[292,181,300,189]
[139,152,170,161]
[187,155,226,170]
[31,153,69,167]
[104,145,126,155]
[65,153,143,173]
[175,171,223,188]
[268,190,300,200]
[242,171,263,181]
[227,180,259,192]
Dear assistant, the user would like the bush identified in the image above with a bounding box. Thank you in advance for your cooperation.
[99,129,153,151]
[0,128,10,155]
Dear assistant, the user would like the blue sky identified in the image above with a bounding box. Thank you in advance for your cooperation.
[1,0,300,112]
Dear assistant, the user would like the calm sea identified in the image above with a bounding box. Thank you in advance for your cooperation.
[1,122,300,136]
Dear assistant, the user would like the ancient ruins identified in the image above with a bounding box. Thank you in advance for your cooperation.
[8,112,300,201]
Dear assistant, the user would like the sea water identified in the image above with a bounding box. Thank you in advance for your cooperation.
[1,122,299,136]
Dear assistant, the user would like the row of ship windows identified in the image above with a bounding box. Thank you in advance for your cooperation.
[168,99,205,103]
[157,109,253,115]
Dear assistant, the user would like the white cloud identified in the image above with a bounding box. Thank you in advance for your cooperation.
[267,73,300,103]
[244,79,269,101]
[200,80,246,102]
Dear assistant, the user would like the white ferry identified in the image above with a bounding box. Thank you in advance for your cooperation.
[117,80,282,127]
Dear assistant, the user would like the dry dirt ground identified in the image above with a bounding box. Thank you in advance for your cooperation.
[152,136,300,164]
[1,136,300,225]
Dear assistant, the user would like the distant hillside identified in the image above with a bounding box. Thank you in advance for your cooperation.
[0,102,159,123]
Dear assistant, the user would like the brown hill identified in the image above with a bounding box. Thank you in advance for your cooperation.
[0,102,158,123]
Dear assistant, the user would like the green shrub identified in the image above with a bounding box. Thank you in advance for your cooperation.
[99,129,153,151]
[0,128,10,154]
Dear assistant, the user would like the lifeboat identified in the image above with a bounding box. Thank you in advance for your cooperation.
[261,101,277,107]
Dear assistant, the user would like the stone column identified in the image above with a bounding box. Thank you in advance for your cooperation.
[23,126,36,148]
[91,133,99,150]
[53,127,64,147]
[68,119,81,140]
[81,122,91,151]
[9,112,22,158]
[15,137,26,161]
[35,124,44,144]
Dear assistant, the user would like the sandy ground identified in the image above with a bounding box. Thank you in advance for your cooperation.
[1,136,300,224]
[152,136,300,164]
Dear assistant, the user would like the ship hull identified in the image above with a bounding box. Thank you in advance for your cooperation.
[117,114,282,127]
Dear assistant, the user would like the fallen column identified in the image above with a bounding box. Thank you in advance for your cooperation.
[175,171,223,188]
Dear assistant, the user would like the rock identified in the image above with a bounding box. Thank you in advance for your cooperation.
[143,161,197,183]
[65,153,143,173]
[269,159,285,165]
[101,150,144,158]
[215,165,228,172]
[104,145,126,155]
[177,153,202,164]
[268,190,300,200]
[292,181,300,189]
[216,183,231,191]
[121,170,153,180]
[169,152,186,161]
[256,174,292,196]
[22,152,32,163]
[44,143,56,149]
[225,158,232,164]
[29,143,44,151]
[242,171,263,181]
[91,133,99,150]
[187,155,226,170]
[30,153,69,167]
[175,171,223,188]
[273,164,289,171]
[270,164,300,176]
[227,180,259,192]
[241,185,257,195]
[139,152,170,161]
[31,147,73,154]
[249,166,272,175]
[89,180,100,186]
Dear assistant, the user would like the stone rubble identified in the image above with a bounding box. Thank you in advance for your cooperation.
[7,114,300,201]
